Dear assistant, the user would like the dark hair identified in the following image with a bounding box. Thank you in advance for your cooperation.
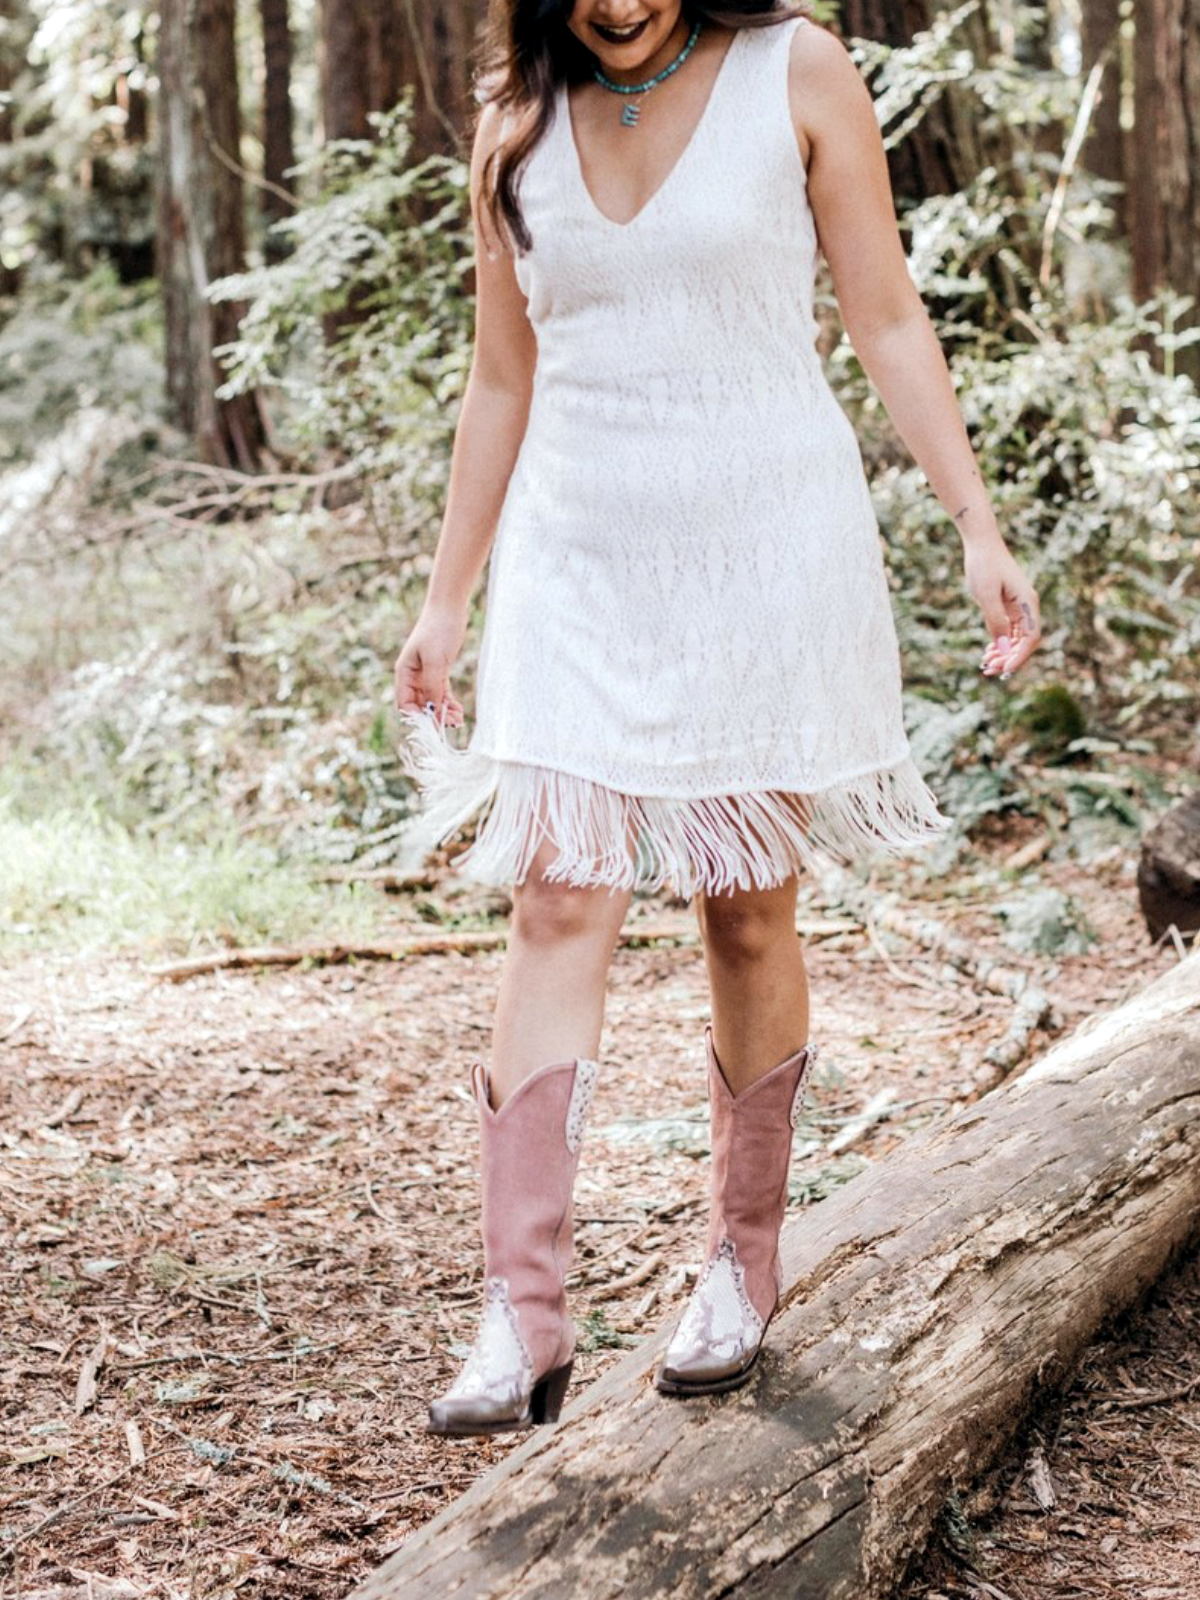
[476,2,808,253]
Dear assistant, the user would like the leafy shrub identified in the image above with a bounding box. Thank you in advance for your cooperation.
[0,262,163,465]
[209,101,473,532]
[830,10,1200,745]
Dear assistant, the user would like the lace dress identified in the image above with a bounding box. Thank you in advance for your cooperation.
[398,15,950,896]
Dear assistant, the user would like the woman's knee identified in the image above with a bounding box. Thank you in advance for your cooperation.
[696,881,797,965]
[511,867,631,950]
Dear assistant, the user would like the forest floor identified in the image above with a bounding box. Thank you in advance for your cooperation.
[900,1243,1200,1600]
[1,823,1195,1600]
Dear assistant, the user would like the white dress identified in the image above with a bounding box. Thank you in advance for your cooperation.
[398,16,950,897]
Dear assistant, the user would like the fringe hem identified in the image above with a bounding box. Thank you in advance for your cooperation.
[395,707,952,897]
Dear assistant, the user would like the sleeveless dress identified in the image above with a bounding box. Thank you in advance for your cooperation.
[397,16,951,897]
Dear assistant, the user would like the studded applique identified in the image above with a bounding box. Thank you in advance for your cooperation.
[565,1058,600,1154]
[664,1236,765,1372]
[443,1276,535,1405]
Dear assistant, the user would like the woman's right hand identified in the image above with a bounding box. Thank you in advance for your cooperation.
[393,604,468,728]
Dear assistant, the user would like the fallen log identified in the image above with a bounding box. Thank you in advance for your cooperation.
[357,949,1200,1600]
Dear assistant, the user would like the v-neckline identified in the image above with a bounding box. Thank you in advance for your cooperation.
[562,27,742,231]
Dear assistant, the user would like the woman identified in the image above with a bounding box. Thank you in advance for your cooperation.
[394,0,1041,1436]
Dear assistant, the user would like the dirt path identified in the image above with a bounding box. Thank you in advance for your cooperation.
[0,850,1182,1598]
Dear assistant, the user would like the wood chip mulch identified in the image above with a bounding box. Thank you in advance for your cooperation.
[0,842,1183,1599]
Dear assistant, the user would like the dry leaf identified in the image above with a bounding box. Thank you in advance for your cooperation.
[45,1085,86,1129]
[1026,1442,1057,1509]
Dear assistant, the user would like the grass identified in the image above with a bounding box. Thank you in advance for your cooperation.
[0,795,385,957]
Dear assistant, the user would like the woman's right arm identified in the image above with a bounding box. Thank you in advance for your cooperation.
[393,102,538,726]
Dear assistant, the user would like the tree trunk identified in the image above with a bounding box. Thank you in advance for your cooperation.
[0,0,22,295]
[355,951,1200,1599]
[0,0,13,147]
[1132,0,1200,380]
[320,0,400,143]
[320,0,367,143]
[156,0,265,468]
[319,0,483,154]
[395,0,484,159]
[1081,0,1126,190]
[260,0,296,260]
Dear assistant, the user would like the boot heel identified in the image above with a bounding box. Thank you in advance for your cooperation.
[530,1359,573,1424]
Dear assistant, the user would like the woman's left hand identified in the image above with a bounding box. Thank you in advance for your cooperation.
[964,535,1042,680]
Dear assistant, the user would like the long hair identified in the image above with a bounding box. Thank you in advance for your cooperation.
[476,2,808,253]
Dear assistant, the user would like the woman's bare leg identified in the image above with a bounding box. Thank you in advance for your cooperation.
[427,834,631,1434]
[694,874,810,1091]
[489,838,633,1106]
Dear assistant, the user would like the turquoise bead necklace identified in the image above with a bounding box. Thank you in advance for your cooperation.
[592,17,703,127]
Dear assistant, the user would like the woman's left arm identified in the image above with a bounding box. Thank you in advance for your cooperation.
[788,22,1041,680]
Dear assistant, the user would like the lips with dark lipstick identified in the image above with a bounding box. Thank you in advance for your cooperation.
[591,16,651,46]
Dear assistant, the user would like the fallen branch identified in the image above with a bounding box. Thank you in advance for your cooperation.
[149,929,663,981]
[148,917,857,982]
[593,1251,666,1300]
[819,866,1057,1080]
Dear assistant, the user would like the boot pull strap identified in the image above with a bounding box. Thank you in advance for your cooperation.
[565,1059,600,1153]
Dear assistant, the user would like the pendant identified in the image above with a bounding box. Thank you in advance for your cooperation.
[621,100,641,128]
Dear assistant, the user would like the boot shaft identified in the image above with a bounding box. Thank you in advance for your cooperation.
[473,1056,600,1372]
[703,1025,816,1321]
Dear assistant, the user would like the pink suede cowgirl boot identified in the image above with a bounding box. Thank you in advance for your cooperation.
[655,1022,818,1396]
[427,1054,600,1436]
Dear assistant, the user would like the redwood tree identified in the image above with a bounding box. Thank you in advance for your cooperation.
[395,0,485,158]
[1081,0,1125,191]
[157,0,265,467]
[260,0,296,259]
[319,0,485,156]
[1131,0,1200,378]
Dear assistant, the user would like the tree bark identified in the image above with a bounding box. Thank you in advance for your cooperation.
[1132,0,1200,379]
[319,0,484,154]
[0,0,14,147]
[395,0,485,159]
[320,0,371,143]
[260,0,296,259]
[156,0,265,468]
[0,0,23,295]
[1139,792,1200,944]
[1081,0,1126,191]
[355,951,1200,1599]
